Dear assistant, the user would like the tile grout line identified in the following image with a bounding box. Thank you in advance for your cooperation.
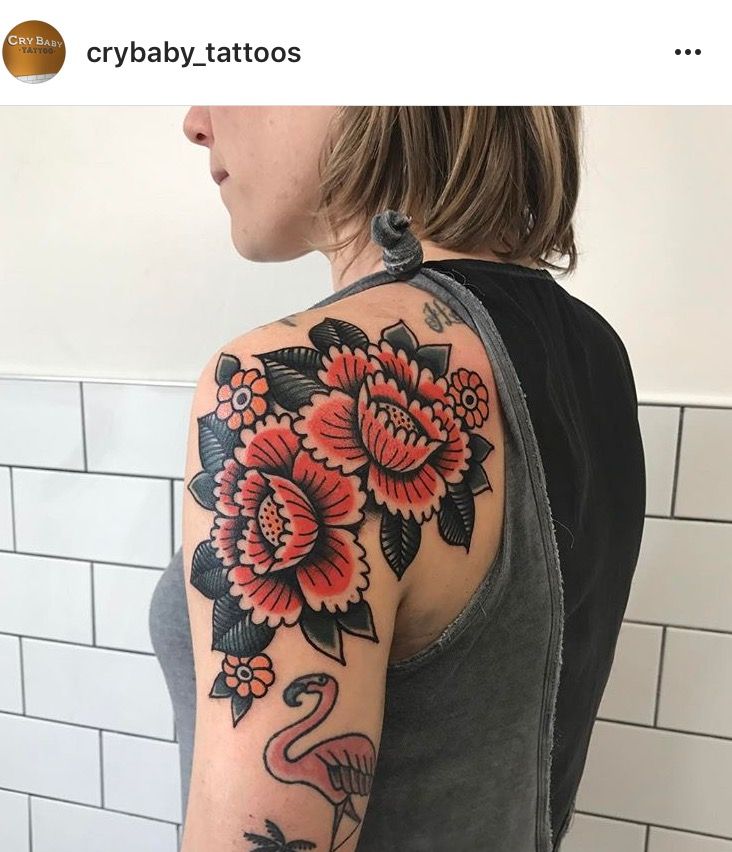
[669,406,685,517]
[170,479,176,558]
[623,618,732,637]
[8,787,181,828]
[0,546,169,572]
[653,625,667,728]
[574,808,732,843]
[8,467,17,552]
[90,563,97,646]
[18,636,27,715]
[644,823,650,852]
[28,794,33,852]
[0,707,176,745]
[6,461,181,482]
[79,382,89,472]
[0,629,158,657]
[593,713,732,744]
[99,729,105,808]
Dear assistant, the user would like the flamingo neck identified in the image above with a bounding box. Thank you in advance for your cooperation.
[270,690,332,764]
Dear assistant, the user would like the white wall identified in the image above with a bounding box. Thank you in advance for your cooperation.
[0,106,730,402]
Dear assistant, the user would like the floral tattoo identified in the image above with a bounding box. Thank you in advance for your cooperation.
[187,317,494,726]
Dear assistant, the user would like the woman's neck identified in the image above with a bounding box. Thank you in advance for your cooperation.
[326,239,541,292]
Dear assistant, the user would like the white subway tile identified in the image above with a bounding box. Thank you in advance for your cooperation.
[638,405,680,516]
[102,732,182,822]
[649,826,732,852]
[31,797,178,852]
[0,379,84,469]
[0,552,92,643]
[0,712,100,804]
[598,622,663,725]
[658,627,732,739]
[0,466,14,549]
[675,408,732,521]
[575,720,732,837]
[23,639,173,739]
[626,518,732,632]
[84,383,193,478]
[560,812,646,852]
[173,479,183,552]
[13,468,171,567]
[0,789,28,852]
[94,564,162,653]
[0,634,23,712]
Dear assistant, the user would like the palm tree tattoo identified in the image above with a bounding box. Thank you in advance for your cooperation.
[186,317,494,727]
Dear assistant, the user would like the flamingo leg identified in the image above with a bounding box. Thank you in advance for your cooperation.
[330,796,362,852]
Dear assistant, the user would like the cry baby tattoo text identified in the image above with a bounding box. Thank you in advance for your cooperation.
[186,317,495,727]
[86,41,302,69]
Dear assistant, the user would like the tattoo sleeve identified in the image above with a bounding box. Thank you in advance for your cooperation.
[186,316,494,728]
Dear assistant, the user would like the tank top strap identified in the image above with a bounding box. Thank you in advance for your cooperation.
[311,210,565,850]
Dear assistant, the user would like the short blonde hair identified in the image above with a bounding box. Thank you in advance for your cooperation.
[314,106,582,277]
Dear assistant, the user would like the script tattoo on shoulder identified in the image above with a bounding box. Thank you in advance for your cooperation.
[186,317,494,727]
[422,298,464,333]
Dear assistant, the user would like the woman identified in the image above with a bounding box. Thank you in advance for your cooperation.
[150,107,646,851]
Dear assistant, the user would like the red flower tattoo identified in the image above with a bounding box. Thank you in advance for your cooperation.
[214,413,369,628]
[448,368,490,429]
[294,335,471,521]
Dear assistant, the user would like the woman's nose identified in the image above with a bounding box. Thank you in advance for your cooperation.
[183,106,212,147]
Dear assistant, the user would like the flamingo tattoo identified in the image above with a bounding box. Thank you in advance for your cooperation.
[264,673,376,852]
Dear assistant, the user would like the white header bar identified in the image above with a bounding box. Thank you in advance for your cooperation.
[1,0,725,104]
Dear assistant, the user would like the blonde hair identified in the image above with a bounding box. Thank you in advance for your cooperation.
[313,106,582,277]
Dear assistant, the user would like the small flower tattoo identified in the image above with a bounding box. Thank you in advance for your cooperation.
[448,368,490,428]
[215,368,268,430]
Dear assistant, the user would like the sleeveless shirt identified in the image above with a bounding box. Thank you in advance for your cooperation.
[149,214,646,851]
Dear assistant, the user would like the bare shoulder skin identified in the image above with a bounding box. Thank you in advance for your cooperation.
[179,281,505,851]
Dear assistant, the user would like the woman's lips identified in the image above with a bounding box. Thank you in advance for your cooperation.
[212,170,229,185]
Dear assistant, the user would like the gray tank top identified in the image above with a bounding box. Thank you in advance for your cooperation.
[150,211,636,850]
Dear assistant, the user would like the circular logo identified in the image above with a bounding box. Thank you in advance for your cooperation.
[3,21,65,83]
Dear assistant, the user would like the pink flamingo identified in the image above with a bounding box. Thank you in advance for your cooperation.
[264,673,376,851]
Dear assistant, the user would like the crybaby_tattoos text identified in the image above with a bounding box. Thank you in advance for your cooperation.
[186,316,494,726]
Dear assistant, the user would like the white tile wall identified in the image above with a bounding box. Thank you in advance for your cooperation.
[0,379,85,470]
[0,789,29,852]
[675,407,732,521]
[0,466,14,548]
[0,634,24,713]
[31,797,178,852]
[173,479,183,552]
[0,379,730,848]
[13,468,171,567]
[649,827,732,851]
[576,721,732,837]
[0,553,92,643]
[93,564,162,653]
[83,383,193,478]
[657,628,732,739]
[638,405,680,515]
[102,732,182,822]
[626,518,732,632]
[560,812,646,852]
[22,639,174,738]
[0,712,101,805]
[597,622,663,725]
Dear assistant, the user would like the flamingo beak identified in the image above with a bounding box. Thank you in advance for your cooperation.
[283,680,308,707]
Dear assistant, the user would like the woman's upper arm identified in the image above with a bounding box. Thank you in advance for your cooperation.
[178,284,498,851]
[180,309,402,852]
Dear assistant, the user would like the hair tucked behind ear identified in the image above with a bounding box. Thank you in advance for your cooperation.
[310,106,582,278]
